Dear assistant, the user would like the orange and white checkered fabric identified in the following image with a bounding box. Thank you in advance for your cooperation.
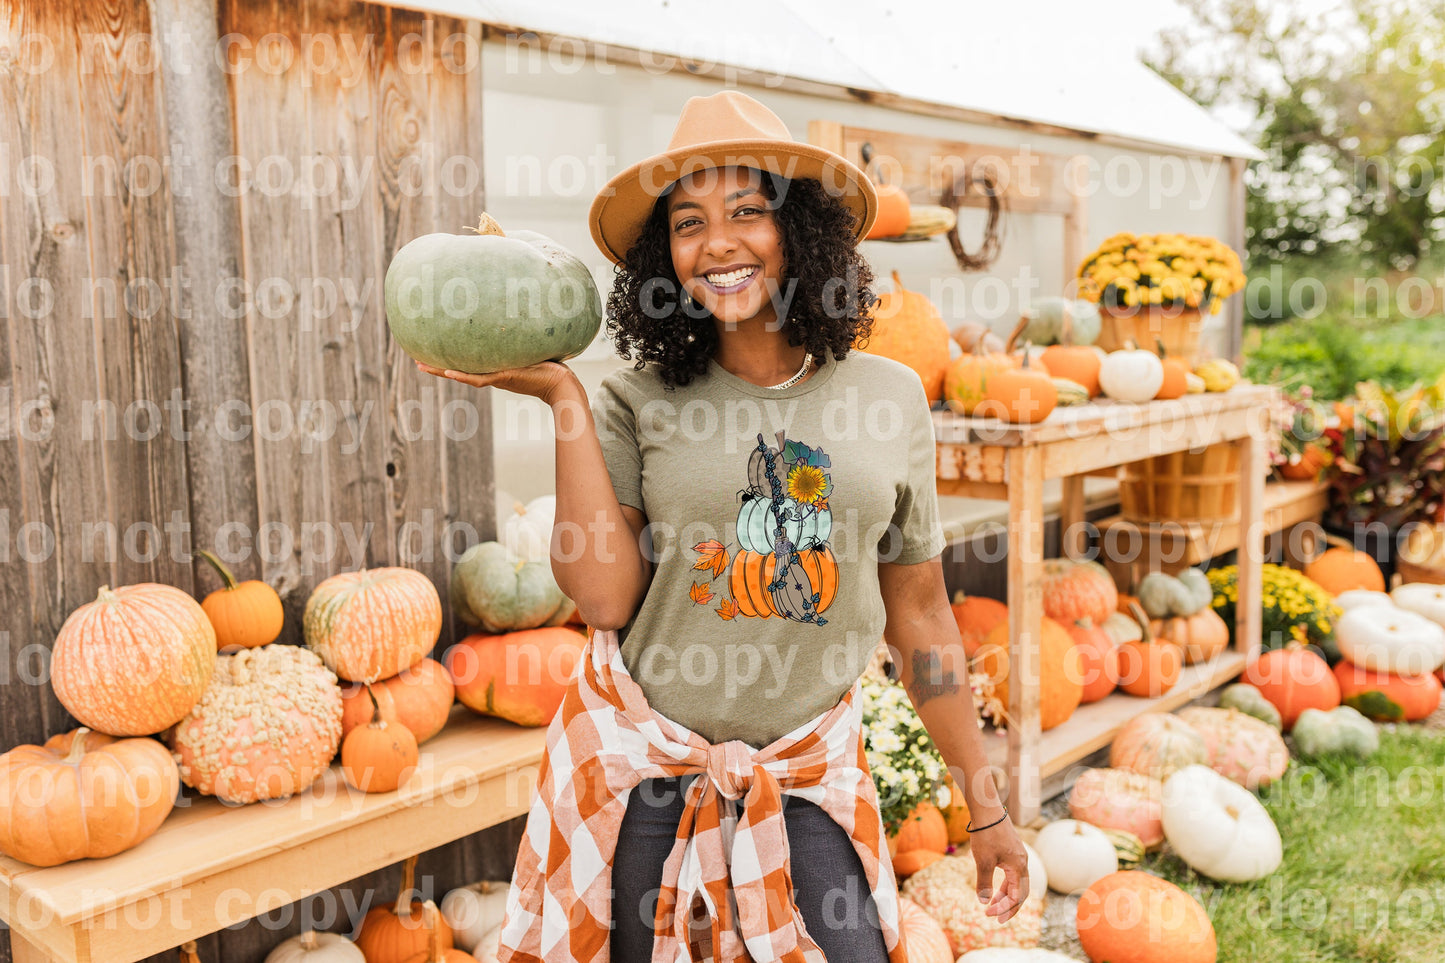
[496,627,909,963]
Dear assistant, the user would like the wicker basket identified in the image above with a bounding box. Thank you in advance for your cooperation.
[1119,443,1240,524]
[1097,304,1205,364]
[1395,556,1445,586]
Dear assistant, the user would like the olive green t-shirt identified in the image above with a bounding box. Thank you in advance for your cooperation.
[590,350,947,748]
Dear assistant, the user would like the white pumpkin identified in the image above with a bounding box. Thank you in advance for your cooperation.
[958,950,1082,963]
[474,924,502,963]
[1391,582,1445,628]
[1098,344,1163,402]
[501,495,556,564]
[1031,820,1118,895]
[265,931,365,963]
[440,880,511,952]
[1336,604,1445,675]
[1161,764,1282,882]
[1334,589,1395,612]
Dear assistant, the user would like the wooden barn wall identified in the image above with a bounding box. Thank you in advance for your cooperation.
[0,0,514,960]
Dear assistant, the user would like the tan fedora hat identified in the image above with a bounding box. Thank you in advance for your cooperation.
[588,90,878,265]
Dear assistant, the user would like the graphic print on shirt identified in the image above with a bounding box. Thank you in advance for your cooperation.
[688,430,839,624]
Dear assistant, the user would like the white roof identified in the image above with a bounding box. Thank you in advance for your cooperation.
[396,0,1264,160]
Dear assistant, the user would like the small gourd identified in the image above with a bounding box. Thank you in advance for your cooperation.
[1185,371,1206,394]
[1098,341,1164,402]
[198,550,285,650]
[341,685,419,793]
[1033,819,1118,895]
[1193,357,1240,392]
[1114,601,1182,698]
[1218,682,1283,730]
[1291,705,1379,758]
[1051,378,1090,407]
[1153,338,1190,400]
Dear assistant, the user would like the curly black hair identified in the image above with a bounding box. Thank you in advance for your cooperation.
[603,171,880,390]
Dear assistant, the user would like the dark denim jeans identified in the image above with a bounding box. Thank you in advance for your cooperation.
[610,775,890,961]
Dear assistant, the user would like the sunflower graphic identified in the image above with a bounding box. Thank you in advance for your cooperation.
[787,464,830,505]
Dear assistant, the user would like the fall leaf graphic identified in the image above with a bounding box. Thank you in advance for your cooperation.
[689,581,714,605]
[716,598,739,620]
[692,539,730,579]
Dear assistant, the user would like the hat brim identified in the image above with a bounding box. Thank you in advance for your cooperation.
[588,140,878,266]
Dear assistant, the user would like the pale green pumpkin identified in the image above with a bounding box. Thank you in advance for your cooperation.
[1291,705,1378,759]
[735,496,831,554]
[384,214,602,374]
[449,542,574,633]
[1019,297,1102,346]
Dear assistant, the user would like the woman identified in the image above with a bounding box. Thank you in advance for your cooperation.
[421,90,1029,962]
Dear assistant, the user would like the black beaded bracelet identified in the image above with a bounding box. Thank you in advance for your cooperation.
[965,808,1010,833]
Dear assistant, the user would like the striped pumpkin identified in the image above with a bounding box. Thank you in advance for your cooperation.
[304,568,442,683]
[51,584,217,736]
[1109,713,1208,781]
[729,548,839,619]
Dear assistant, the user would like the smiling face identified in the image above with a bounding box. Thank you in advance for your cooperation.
[666,166,787,330]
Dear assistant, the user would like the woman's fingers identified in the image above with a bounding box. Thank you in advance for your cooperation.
[985,859,1026,922]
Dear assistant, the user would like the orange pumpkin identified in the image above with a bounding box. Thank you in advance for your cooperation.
[1150,608,1230,665]
[1066,618,1119,703]
[1280,442,1331,480]
[1077,872,1217,963]
[447,627,583,727]
[1332,659,1442,722]
[342,658,455,744]
[1153,338,1190,400]
[341,686,420,794]
[950,591,1008,658]
[893,849,945,878]
[1115,602,1182,698]
[897,897,954,963]
[197,550,284,650]
[1242,644,1341,731]
[943,338,1019,415]
[729,547,839,619]
[977,616,1085,730]
[1040,309,1102,395]
[939,771,972,844]
[304,568,443,683]
[866,184,911,239]
[890,800,948,854]
[1304,536,1386,595]
[978,344,1058,424]
[356,857,455,962]
[400,902,473,963]
[1043,558,1120,627]
[0,728,180,867]
[51,583,217,737]
[858,270,952,401]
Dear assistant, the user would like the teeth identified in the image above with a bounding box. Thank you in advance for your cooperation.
[705,267,755,287]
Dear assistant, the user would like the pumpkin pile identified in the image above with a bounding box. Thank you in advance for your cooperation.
[900,844,1049,956]
[1136,568,1229,665]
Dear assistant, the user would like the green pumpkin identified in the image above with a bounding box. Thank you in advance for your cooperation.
[1020,297,1102,346]
[1175,568,1214,614]
[1099,828,1145,870]
[735,495,831,554]
[449,541,573,633]
[1291,706,1378,760]
[384,214,602,374]
[1218,683,1283,730]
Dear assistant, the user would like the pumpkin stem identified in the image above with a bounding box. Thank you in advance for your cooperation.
[178,941,200,963]
[1155,336,1169,360]
[422,900,443,963]
[395,855,418,920]
[1005,315,1029,353]
[890,269,904,291]
[513,500,527,516]
[466,212,505,237]
[97,585,116,603]
[196,550,240,591]
[1127,600,1154,644]
[301,931,319,949]
[366,684,386,729]
[64,728,93,763]
[951,589,968,604]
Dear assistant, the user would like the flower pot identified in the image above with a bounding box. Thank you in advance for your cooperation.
[1098,303,1205,364]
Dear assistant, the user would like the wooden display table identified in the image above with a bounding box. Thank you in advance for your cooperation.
[934,385,1277,823]
[0,709,545,963]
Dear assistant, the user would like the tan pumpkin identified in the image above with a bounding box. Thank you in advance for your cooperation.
[1109,712,1208,781]
[1150,607,1230,664]
[447,627,584,727]
[51,583,217,736]
[1304,536,1386,594]
[950,591,1008,658]
[0,728,179,867]
[342,658,455,744]
[977,617,1084,731]
[1115,602,1182,698]
[342,686,420,794]
[170,645,343,805]
[943,338,1019,415]
[858,270,952,401]
[950,320,1006,356]
[1042,559,1119,627]
[305,568,443,683]
[897,897,953,963]
[979,343,1058,424]
[197,550,285,651]
[356,857,455,962]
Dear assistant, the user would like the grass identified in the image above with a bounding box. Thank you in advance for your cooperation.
[1139,726,1445,963]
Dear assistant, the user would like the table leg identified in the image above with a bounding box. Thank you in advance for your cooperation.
[1060,474,1086,560]
[9,931,60,963]
[1237,431,1266,660]
[1006,446,1044,825]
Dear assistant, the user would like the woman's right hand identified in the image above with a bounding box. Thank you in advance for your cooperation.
[416,359,577,407]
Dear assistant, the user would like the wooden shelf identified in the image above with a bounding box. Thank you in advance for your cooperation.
[984,650,1249,779]
[1095,477,1329,571]
[0,708,545,963]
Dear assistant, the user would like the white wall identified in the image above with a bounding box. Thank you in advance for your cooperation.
[477,46,1238,524]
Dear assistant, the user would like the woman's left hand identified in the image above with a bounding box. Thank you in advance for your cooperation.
[968,818,1030,923]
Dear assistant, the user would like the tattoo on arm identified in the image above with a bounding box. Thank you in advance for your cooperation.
[908,649,961,706]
